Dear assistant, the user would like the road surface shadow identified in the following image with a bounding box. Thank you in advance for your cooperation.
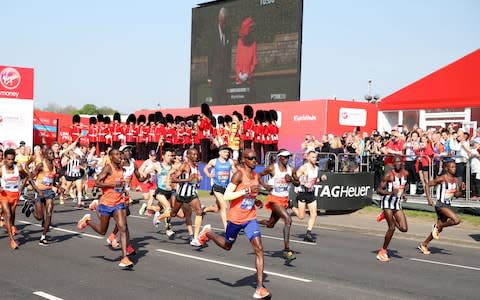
[370,249,404,259]
[207,273,269,288]
[469,234,480,242]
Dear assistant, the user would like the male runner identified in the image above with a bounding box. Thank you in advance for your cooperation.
[138,150,159,215]
[77,149,148,269]
[418,159,463,255]
[292,150,327,243]
[0,149,31,249]
[196,149,270,299]
[375,156,409,262]
[27,148,59,245]
[258,149,299,262]
[155,148,204,246]
[145,149,176,238]
[203,145,236,230]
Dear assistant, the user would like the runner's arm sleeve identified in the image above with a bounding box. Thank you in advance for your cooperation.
[223,182,247,201]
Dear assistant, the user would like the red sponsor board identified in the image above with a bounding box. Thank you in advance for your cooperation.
[33,111,89,146]
[136,99,378,152]
[0,66,34,100]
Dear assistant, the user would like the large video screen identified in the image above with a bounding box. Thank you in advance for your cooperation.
[190,0,303,107]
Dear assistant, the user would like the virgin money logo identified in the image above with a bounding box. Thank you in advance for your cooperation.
[0,67,21,90]
[0,115,3,124]
[341,112,348,119]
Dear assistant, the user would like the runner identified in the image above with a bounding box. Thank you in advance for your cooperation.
[145,148,176,239]
[27,148,59,245]
[138,150,160,215]
[195,149,270,299]
[418,159,463,255]
[292,150,327,243]
[258,149,299,262]
[155,148,204,246]
[375,156,409,262]
[0,149,31,249]
[203,145,236,230]
[77,149,148,269]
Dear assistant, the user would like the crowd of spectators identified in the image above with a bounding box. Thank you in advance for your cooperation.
[300,125,480,199]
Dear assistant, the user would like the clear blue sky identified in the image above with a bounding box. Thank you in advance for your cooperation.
[2,0,479,113]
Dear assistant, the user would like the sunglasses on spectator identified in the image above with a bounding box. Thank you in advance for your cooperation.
[246,156,257,161]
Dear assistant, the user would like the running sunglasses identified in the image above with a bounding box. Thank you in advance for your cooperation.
[246,156,257,161]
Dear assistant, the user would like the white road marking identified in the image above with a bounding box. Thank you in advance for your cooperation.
[18,220,103,240]
[156,248,313,283]
[210,226,317,246]
[409,258,480,271]
[33,291,64,300]
[128,215,148,219]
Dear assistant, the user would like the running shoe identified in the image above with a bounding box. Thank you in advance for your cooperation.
[166,229,176,239]
[10,240,19,250]
[25,203,34,218]
[376,249,390,262]
[22,200,32,214]
[153,211,161,228]
[92,188,97,197]
[304,232,316,243]
[11,226,17,236]
[376,211,385,222]
[283,249,296,261]
[190,238,202,247]
[253,286,270,299]
[417,243,431,255]
[126,244,136,256]
[197,224,211,246]
[89,200,99,211]
[0,217,4,227]
[145,210,154,217]
[188,235,194,244]
[107,233,120,249]
[118,256,133,269]
[432,224,440,240]
[138,203,148,216]
[77,214,91,230]
[76,202,85,209]
[39,237,48,246]
[59,198,65,205]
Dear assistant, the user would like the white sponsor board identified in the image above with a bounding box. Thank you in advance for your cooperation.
[0,98,33,148]
[339,107,366,126]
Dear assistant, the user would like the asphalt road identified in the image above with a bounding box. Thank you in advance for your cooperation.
[1,200,479,300]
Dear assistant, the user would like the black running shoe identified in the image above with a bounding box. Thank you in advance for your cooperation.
[25,204,34,218]
[283,249,296,261]
[39,237,48,246]
[22,200,32,214]
[304,232,316,243]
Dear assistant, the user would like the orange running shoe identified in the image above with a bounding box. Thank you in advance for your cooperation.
[126,244,136,256]
[118,256,133,269]
[253,286,270,299]
[418,243,431,255]
[11,226,17,236]
[77,214,91,230]
[432,224,440,240]
[376,211,385,222]
[197,224,211,246]
[376,249,390,262]
[107,233,120,249]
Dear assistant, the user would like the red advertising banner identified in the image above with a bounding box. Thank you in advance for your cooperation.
[0,66,34,100]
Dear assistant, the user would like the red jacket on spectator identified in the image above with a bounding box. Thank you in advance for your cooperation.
[155,124,166,144]
[254,123,263,144]
[125,124,136,143]
[165,126,175,144]
[69,124,82,142]
[383,139,405,165]
[243,118,254,142]
[146,124,156,143]
[416,142,435,170]
[88,124,98,143]
[97,123,107,143]
[136,124,147,143]
[263,124,274,145]
[111,122,123,142]
[199,116,213,140]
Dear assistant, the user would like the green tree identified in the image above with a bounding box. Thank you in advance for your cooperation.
[97,106,117,115]
[77,104,98,115]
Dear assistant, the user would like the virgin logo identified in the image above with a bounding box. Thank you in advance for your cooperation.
[0,67,21,90]
[0,115,3,124]
[341,112,348,119]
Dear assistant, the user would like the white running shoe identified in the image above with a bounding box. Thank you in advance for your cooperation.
[190,238,202,247]
[166,229,175,238]
[138,203,148,216]
[153,211,161,228]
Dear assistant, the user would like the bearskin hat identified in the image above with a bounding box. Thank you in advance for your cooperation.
[97,114,104,123]
[113,112,121,122]
[243,105,254,118]
[255,110,265,123]
[233,111,243,122]
[89,116,97,125]
[269,110,278,122]
[265,110,272,122]
[217,115,224,126]
[166,114,174,124]
[148,113,155,124]
[137,114,146,125]
[192,115,199,123]
[126,114,136,124]
[201,103,211,116]
[104,116,111,124]
[72,114,81,123]
[224,115,233,124]
[155,111,162,123]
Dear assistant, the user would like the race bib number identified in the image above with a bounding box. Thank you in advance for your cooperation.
[274,178,288,193]
[240,197,255,210]
[218,171,230,182]
[4,180,19,190]
[114,179,124,193]
[42,176,54,186]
